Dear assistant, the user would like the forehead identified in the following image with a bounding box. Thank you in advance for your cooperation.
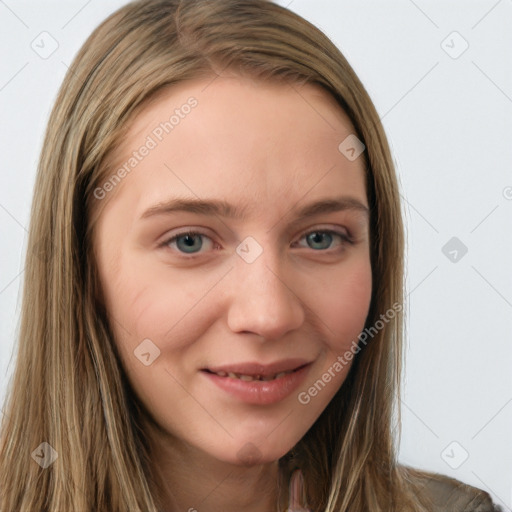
[110,74,358,166]
[93,75,367,226]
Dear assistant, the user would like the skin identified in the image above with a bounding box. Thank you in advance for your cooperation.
[93,74,372,512]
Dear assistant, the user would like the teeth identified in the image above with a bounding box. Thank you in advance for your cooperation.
[212,370,294,381]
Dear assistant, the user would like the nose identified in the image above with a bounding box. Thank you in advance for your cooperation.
[226,244,305,341]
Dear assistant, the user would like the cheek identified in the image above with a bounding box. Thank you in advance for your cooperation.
[294,259,372,412]
[99,253,219,368]
[99,242,372,369]
[305,256,372,350]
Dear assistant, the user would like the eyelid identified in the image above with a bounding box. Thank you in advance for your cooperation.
[158,229,216,252]
[298,224,351,239]
[292,227,354,249]
[158,224,355,257]
[160,224,351,242]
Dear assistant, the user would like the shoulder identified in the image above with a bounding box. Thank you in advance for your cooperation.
[399,465,503,512]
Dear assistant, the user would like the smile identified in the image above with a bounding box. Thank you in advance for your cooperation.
[204,369,296,381]
[200,361,312,405]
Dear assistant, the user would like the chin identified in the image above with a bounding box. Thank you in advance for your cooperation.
[212,438,295,467]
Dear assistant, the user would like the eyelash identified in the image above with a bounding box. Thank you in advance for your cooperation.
[158,228,354,258]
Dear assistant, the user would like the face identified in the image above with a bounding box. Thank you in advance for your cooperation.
[93,75,372,467]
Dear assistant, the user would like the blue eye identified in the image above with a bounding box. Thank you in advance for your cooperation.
[160,229,353,257]
[296,230,351,251]
[163,231,213,254]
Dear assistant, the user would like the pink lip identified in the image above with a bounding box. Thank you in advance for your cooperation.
[204,358,311,378]
[201,361,312,405]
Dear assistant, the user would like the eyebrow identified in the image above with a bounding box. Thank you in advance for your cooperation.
[139,196,369,223]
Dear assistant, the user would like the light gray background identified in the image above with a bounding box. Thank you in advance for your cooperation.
[1,0,511,507]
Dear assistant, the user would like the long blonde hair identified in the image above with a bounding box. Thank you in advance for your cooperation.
[0,0,433,510]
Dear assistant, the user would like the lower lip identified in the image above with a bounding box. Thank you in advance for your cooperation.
[201,364,311,405]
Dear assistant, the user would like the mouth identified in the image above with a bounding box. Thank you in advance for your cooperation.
[200,359,313,405]
[202,367,305,382]
[201,358,311,382]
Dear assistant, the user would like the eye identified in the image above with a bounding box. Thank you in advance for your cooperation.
[294,229,353,252]
[159,227,354,257]
[160,230,215,255]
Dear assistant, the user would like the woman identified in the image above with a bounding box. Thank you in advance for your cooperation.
[0,0,502,510]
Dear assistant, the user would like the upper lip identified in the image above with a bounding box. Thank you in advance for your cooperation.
[203,358,311,377]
